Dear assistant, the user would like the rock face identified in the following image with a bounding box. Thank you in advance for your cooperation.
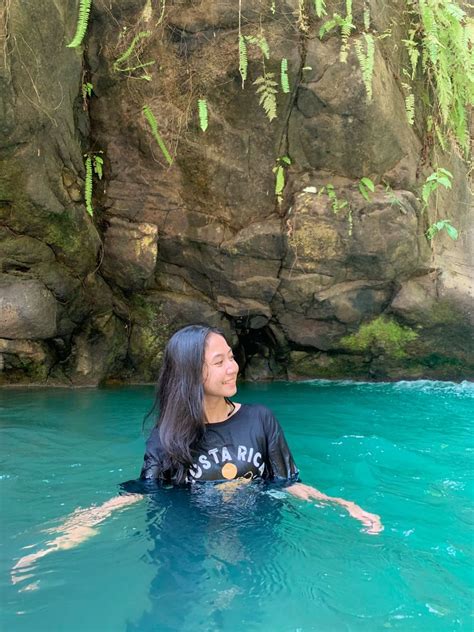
[0,0,472,385]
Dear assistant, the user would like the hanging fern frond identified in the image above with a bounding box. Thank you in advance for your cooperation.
[239,35,248,88]
[113,31,153,72]
[363,5,370,30]
[198,99,208,132]
[253,73,278,121]
[354,33,375,100]
[142,105,173,165]
[402,29,420,80]
[245,35,270,60]
[67,0,92,48]
[319,16,339,38]
[340,0,355,63]
[280,58,290,93]
[313,0,327,18]
[272,156,291,205]
[401,82,415,125]
[93,154,104,180]
[84,156,93,216]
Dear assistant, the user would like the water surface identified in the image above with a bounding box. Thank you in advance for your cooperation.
[1,380,473,631]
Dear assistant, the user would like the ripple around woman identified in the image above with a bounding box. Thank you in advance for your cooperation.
[11,325,383,587]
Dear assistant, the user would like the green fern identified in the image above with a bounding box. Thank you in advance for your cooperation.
[239,35,248,88]
[319,1,355,63]
[426,219,459,240]
[84,156,93,216]
[340,0,355,63]
[245,35,270,60]
[363,5,370,30]
[67,0,92,48]
[402,1,472,154]
[402,81,415,125]
[280,58,290,93]
[354,33,374,100]
[273,156,291,204]
[142,105,173,165]
[93,154,103,180]
[253,73,278,121]
[402,29,420,80]
[113,31,155,76]
[198,99,208,132]
[313,0,327,18]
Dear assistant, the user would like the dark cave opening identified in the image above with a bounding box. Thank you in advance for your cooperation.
[232,321,287,381]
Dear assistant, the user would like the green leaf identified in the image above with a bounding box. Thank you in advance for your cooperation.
[280,58,290,93]
[275,166,285,196]
[67,0,92,48]
[198,98,208,132]
[142,105,173,165]
[84,156,93,216]
[358,183,370,202]
[436,176,452,189]
[438,168,453,178]
[445,223,459,240]
[361,177,375,191]
[93,155,104,180]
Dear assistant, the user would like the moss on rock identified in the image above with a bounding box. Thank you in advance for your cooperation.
[340,316,418,359]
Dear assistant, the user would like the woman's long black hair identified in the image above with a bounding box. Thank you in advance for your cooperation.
[148,324,231,483]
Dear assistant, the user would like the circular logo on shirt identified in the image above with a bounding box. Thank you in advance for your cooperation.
[221,463,238,479]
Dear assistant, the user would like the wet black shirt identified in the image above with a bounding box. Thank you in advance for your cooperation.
[140,403,299,484]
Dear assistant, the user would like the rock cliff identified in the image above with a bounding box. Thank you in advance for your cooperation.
[1,0,472,385]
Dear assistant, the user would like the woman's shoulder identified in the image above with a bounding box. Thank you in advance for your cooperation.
[238,403,278,423]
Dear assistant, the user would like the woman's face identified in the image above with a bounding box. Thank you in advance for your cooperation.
[202,333,239,398]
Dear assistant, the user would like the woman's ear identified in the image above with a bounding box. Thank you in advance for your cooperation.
[202,364,209,384]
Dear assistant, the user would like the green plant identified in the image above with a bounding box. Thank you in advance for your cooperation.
[313,0,327,18]
[319,0,355,63]
[198,99,208,132]
[354,33,375,100]
[253,73,278,121]
[421,167,453,207]
[142,105,173,165]
[273,156,291,205]
[67,0,92,48]
[113,30,155,79]
[426,219,459,240]
[358,177,375,202]
[280,58,290,93]
[341,316,418,359]
[82,82,93,99]
[401,79,415,125]
[404,0,473,154]
[324,184,348,213]
[83,152,103,217]
[239,35,248,87]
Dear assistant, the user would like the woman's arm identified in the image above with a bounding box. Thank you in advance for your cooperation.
[11,494,142,583]
[286,482,383,535]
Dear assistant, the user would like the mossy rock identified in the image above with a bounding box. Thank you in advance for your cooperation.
[288,350,369,380]
[340,316,418,360]
[127,298,171,382]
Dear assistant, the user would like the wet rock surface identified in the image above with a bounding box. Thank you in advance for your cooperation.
[0,0,472,385]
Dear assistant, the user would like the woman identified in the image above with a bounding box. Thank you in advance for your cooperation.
[12,324,382,582]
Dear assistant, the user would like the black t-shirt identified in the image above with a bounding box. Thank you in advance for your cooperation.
[140,403,299,484]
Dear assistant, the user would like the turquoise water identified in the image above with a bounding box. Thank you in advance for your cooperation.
[1,380,473,631]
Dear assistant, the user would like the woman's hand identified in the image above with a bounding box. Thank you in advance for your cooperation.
[11,494,142,585]
[286,482,383,535]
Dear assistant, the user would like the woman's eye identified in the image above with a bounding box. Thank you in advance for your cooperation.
[215,361,223,366]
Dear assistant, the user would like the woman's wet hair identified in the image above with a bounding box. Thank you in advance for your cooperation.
[146,324,229,483]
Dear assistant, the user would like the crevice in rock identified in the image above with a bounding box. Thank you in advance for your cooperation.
[233,322,287,381]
